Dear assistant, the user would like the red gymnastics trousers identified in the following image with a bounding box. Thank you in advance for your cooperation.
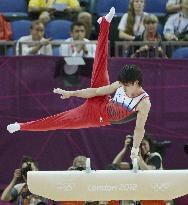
[20,18,112,131]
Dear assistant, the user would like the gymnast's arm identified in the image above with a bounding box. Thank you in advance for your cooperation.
[53,81,121,99]
[132,98,151,149]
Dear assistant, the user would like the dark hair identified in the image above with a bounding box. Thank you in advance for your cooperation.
[125,0,145,35]
[71,21,86,32]
[20,155,39,169]
[144,14,158,25]
[118,64,143,86]
[142,133,154,151]
[184,144,188,155]
[125,0,135,35]
[30,20,44,30]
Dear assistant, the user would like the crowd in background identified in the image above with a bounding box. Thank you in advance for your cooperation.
[0,0,188,58]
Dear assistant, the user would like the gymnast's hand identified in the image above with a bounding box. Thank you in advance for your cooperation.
[60,90,72,99]
[53,88,72,99]
[53,88,64,95]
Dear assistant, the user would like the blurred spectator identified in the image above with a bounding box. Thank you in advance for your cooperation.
[58,156,87,205]
[1,156,37,202]
[138,134,163,170]
[68,155,87,170]
[59,22,96,57]
[79,0,89,11]
[112,133,164,170]
[28,0,92,31]
[118,0,148,41]
[112,134,133,170]
[98,201,120,205]
[16,20,52,56]
[0,14,12,40]
[1,156,48,205]
[113,134,166,205]
[59,202,84,205]
[184,144,188,154]
[164,0,188,41]
[38,11,51,25]
[73,155,87,168]
[77,12,92,39]
[28,0,81,15]
[166,0,182,14]
[140,200,166,205]
[104,164,119,170]
[129,14,166,58]
[0,14,12,55]
[64,157,98,205]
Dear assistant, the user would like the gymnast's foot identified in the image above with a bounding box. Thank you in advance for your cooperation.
[7,122,20,133]
[97,7,115,24]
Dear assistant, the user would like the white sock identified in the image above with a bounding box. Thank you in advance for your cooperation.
[97,7,115,24]
[7,122,20,133]
[105,7,115,23]
[131,147,139,159]
[97,17,102,24]
[132,158,139,173]
[132,147,139,155]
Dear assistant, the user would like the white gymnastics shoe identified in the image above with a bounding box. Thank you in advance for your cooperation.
[7,122,20,133]
[105,7,115,23]
[97,7,115,24]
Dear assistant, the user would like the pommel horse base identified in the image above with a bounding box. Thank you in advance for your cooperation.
[28,170,188,201]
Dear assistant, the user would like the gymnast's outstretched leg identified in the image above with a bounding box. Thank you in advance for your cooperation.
[7,8,115,133]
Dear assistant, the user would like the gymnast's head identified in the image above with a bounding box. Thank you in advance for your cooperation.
[118,64,143,86]
[118,64,143,94]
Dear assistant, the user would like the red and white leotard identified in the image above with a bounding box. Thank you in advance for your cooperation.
[107,87,149,124]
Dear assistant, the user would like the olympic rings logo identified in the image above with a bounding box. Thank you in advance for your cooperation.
[57,183,75,191]
[151,183,170,192]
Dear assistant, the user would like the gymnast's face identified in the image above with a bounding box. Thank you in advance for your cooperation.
[122,81,140,96]
[140,139,150,155]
